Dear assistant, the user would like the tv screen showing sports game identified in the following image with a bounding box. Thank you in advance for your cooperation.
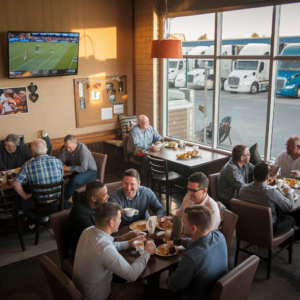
[8,31,79,79]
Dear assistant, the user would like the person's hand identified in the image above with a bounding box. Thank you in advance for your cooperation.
[269,165,279,177]
[8,99,15,104]
[282,187,291,194]
[166,241,174,249]
[128,235,146,249]
[164,216,173,222]
[149,146,158,151]
[63,165,70,172]
[10,104,16,110]
[144,241,156,255]
[134,148,143,155]
[122,230,141,241]
[23,193,32,200]
[291,170,300,178]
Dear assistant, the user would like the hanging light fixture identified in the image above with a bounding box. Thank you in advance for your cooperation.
[150,0,182,58]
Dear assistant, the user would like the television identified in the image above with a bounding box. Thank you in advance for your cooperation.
[8,31,80,79]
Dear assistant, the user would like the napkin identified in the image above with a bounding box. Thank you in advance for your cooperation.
[171,215,183,241]
[146,216,157,235]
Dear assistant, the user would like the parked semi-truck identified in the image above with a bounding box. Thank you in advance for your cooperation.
[168,47,194,86]
[276,44,300,99]
[224,43,270,94]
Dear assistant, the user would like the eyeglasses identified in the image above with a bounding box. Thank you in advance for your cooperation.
[242,154,251,157]
[187,187,204,194]
[284,144,296,149]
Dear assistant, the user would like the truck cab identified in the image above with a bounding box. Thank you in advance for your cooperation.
[224,43,270,94]
[276,44,300,98]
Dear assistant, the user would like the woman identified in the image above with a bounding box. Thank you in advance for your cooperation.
[0,134,33,171]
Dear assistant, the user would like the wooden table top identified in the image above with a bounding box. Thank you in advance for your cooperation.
[146,145,229,169]
[112,224,185,280]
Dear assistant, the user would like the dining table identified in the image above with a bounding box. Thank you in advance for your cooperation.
[112,224,186,287]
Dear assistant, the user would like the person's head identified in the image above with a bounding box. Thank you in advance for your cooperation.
[31,139,47,157]
[122,169,141,199]
[3,89,14,98]
[95,202,122,233]
[187,172,209,202]
[86,180,109,207]
[286,136,300,156]
[232,144,251,165]
[253,162,269,182]
[4,134,20,153]
[183,205,212,238]
[137,115,150,131]
[64,135,77,153]
[18,91,26,100]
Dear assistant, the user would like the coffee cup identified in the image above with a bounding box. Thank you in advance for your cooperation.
[155,141,162,146]
[193,146,198,152]
[277,179,284,190]
[134,240,144,254]
[173,142,178,150]
[179,140,184,148]
[124,208,139,217]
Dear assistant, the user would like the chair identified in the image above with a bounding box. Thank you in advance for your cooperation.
[217,201,226,231]
[39,255,83,300]
[209,255,260,300]
[50,209,74,278]
[122,134,141,166]
[209,173,219,201]
[0,193,26,251]
[72,152,108,203]
[106,181,123,194]
[31,181,64,245]
[231,199,294,279]
[147,155,185,215]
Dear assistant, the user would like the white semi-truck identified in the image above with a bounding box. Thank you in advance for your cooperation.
[224,43,270,94]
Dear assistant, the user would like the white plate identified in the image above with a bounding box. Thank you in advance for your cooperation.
[156,244,178,257]
[293,194,299,201]
[191,153,202,158]
[176,157,191,160]
[129,221,147,232]
[164,145,175,148]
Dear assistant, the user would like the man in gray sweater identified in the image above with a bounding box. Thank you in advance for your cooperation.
[238,162,295,237]
[60,135,97,208]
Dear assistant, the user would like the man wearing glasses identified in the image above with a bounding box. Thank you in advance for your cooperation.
[270,136,300,179]
[175,172,220,231]
[217,145,254,210]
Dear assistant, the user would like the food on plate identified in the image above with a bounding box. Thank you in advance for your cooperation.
[190,151,200,157]
[164,232,172,242]
[176,153,191,159]
[136,224,147,231]
[13,168,21,174]
[156,245,176,256]
[166,142,175,147]
[157,218,173,230]
[293,194,298,199]
[285,178,298,187]
[268,177,276,186]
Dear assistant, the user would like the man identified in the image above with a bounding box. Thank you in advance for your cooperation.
[24,50,28,60]
[0,134,33,171]
[0,89,18,115]
[175,172,220,231]
[145,206,228,300]
[109,169,165,226]
[60,135,97,209]
[66,180,143,256]
[270,136,300,179]
[127,115,164,178]
[73,202,156,300]
[239,162,297,239]
[217,144,254,210]
[12,139,63,224]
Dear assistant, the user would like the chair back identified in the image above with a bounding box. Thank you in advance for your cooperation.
[39,255,82,300]
[209,255,259,300]
[217,201,226,231]
[147,155,168,181]
[0,193,19,221]
[50,209,71,268]
[106,181,123,194]
[122,134,129,162]
[222,209,239,256]
[209,173,219,201]
[91,152,107,182]
[31,181,64,212]
[231,199,273,250]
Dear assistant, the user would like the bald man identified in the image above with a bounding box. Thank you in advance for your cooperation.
[127,115,164,178]
[270,136,300,179]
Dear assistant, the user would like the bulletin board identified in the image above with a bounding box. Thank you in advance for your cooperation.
[74,75,127,128]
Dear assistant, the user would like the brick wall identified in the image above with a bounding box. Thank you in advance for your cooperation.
[134,0,161,132]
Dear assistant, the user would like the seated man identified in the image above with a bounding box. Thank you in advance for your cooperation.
[0,134,33,171]
[239,162,296,238]
[217,144,254,210]
[145,205,228,300]
[12,139,64,224]
[72,202,156,300]
[175,172,220,231]
[109,169,165,226]
[270,136,300,179]
[66,180,142,256]
[127,115,164,178]
[60,135,97,209]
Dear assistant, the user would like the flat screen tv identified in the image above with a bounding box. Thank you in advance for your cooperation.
[8,31,80,79]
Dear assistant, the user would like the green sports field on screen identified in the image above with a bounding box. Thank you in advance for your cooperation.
[9,41,78,72]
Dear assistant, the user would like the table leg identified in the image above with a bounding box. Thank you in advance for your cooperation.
[147,273,161,288]
[0,189,4,196]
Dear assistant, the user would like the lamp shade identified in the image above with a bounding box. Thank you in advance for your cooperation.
[150,40,183,58]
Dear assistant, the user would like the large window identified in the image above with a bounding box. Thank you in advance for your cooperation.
[164,3,300,160]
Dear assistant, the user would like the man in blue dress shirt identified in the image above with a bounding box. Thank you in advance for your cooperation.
[109,169,165,226]
[127,115,164,178]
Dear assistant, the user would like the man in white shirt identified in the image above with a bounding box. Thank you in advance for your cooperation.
[270,136,300,179]
[73,202,156,300]
[175,172,221,231]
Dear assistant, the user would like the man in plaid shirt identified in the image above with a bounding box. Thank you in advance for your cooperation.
[13,139,64,224]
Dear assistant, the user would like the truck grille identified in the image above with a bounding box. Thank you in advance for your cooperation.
[228,77,240,86]
[276,78,285,90]
[188,75,194,82]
